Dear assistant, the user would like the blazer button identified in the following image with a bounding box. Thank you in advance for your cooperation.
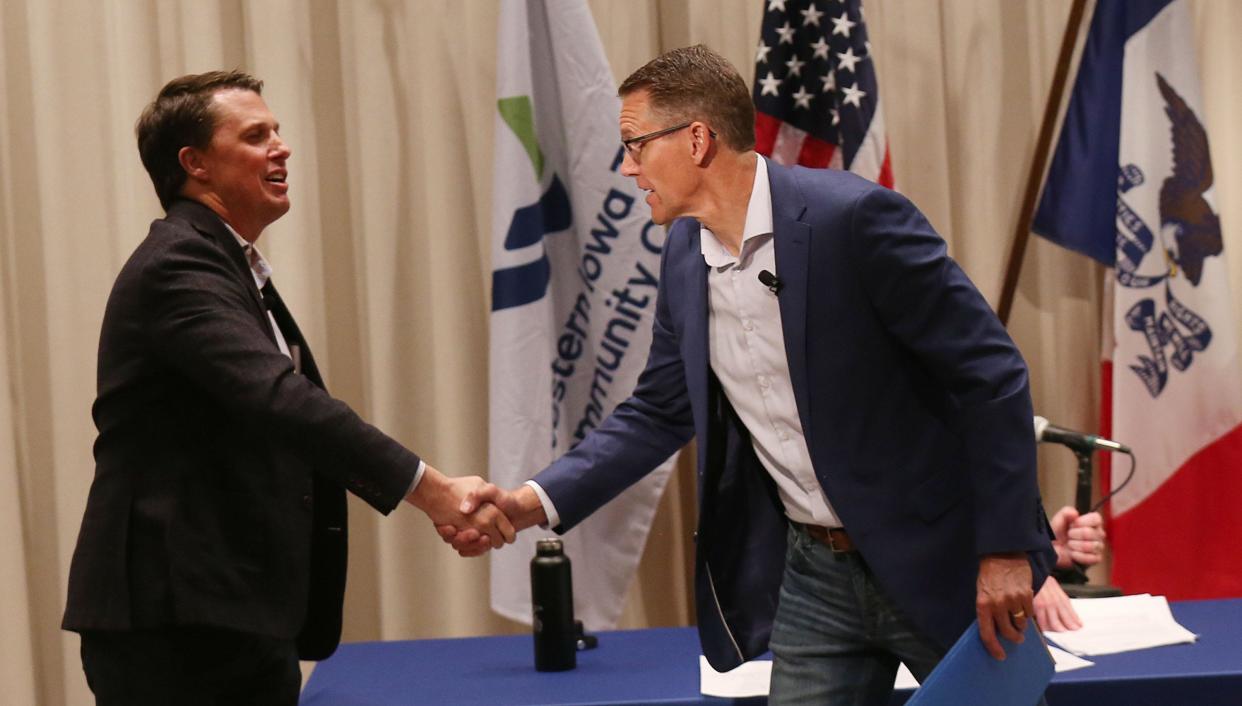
[302,494,313,509]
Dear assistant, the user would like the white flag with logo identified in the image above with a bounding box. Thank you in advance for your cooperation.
[489,0,676,629]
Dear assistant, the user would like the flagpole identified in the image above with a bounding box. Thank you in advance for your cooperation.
[997,0,1090,326]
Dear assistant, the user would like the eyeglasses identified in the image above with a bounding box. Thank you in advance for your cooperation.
[621,122,695,162]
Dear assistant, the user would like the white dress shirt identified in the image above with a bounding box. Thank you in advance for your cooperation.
[700,158,841,527]
[530,158,841,529]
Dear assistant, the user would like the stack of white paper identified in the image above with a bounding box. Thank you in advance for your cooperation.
[1043,594,1198,656]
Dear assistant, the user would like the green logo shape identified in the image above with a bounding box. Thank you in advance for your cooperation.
[498,95,544,180]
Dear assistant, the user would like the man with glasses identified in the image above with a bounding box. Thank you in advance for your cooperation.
[454,45,1054,704]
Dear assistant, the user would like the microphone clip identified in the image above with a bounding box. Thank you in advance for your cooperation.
[758,269,783,295]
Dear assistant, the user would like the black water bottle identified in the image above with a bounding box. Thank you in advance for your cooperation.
[531,538,576,671]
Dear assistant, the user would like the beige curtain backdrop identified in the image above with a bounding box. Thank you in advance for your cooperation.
[1,1,1239,703]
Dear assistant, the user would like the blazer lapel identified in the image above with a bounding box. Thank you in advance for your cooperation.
[767,160,814,441]
[683,221,710,429]
[261,281,324,387]
[167,199,270,328]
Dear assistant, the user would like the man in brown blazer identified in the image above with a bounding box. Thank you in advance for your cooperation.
[62,71,506,705]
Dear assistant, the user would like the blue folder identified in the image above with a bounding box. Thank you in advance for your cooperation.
[906,619,1053,706]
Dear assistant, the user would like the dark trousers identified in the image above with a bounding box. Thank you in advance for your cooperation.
[79,626,300,706]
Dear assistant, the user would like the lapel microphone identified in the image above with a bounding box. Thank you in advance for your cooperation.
[758,269,783,294]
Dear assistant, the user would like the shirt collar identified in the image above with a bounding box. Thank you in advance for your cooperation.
[225,223,274,289]
[700,156,773,269]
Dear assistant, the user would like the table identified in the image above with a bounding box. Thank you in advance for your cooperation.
[301,599,1242,705]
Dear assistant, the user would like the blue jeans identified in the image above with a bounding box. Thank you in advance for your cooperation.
[768,524,945,705]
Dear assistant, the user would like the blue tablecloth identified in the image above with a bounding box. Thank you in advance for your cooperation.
[301,599,1242,705]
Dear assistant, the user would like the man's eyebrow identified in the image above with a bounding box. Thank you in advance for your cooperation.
[240,119,279,132]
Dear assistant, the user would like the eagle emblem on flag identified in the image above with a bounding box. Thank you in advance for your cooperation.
[1156,72,1222,286]
[1116,72,1224,397]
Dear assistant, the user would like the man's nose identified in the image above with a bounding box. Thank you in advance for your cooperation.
[271,134,291,160]
[619,149,638,177]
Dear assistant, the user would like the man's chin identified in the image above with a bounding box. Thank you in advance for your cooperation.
[647,204,670,225]
[259,202,292,230]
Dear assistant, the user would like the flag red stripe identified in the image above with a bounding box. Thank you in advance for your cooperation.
[754,112,781,157]
[1109,422,1242,599]
[877,144,894,188]
[796,134,835,168]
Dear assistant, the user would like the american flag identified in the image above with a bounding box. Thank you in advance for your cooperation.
[753,0,893,186]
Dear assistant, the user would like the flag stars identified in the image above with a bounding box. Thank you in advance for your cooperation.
[831,107,840,125]
[836,46,861,73]
[820,71,836,93]
[767,0,787,11]
[756,41,771,64]
[831,12,857,37]
[785,55,806,77]
[792,86,814,109]
[810,37,830,60]
[800,4,825,27]
[759,71,782,96]
[842,83,866,107]
[775,21,797,44]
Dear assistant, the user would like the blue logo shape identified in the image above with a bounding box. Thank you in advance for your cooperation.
[492,174,572,311]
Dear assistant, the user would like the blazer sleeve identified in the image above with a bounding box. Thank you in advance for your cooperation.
[846,186,1046,556]
[533,233,696,531]
[138,227,418,514]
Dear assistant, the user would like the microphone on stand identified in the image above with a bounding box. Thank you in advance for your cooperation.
[1033,415,1128,599]
[1033,416,1130,454]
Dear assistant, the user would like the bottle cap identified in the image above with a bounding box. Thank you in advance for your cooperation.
[536,538,564,556]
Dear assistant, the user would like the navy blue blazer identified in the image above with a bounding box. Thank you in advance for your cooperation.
[533,159,1054,671]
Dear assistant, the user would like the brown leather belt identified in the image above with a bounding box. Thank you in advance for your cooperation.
[802,524,856,553]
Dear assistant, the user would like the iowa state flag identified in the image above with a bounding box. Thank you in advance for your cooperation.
[1033,0,1242,599]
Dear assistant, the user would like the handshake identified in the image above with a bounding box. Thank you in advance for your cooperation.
[404,465,548,557]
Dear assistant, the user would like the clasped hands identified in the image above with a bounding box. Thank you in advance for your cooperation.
[405,466,545,557]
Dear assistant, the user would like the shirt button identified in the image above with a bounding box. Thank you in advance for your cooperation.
[758,376,770,388]
[743,321,754,331]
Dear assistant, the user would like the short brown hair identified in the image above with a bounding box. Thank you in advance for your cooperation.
[618,45,754,152]
[135,70,264,210]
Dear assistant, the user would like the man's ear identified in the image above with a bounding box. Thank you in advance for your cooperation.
[689,122,715,166]
[178,145,208,181]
